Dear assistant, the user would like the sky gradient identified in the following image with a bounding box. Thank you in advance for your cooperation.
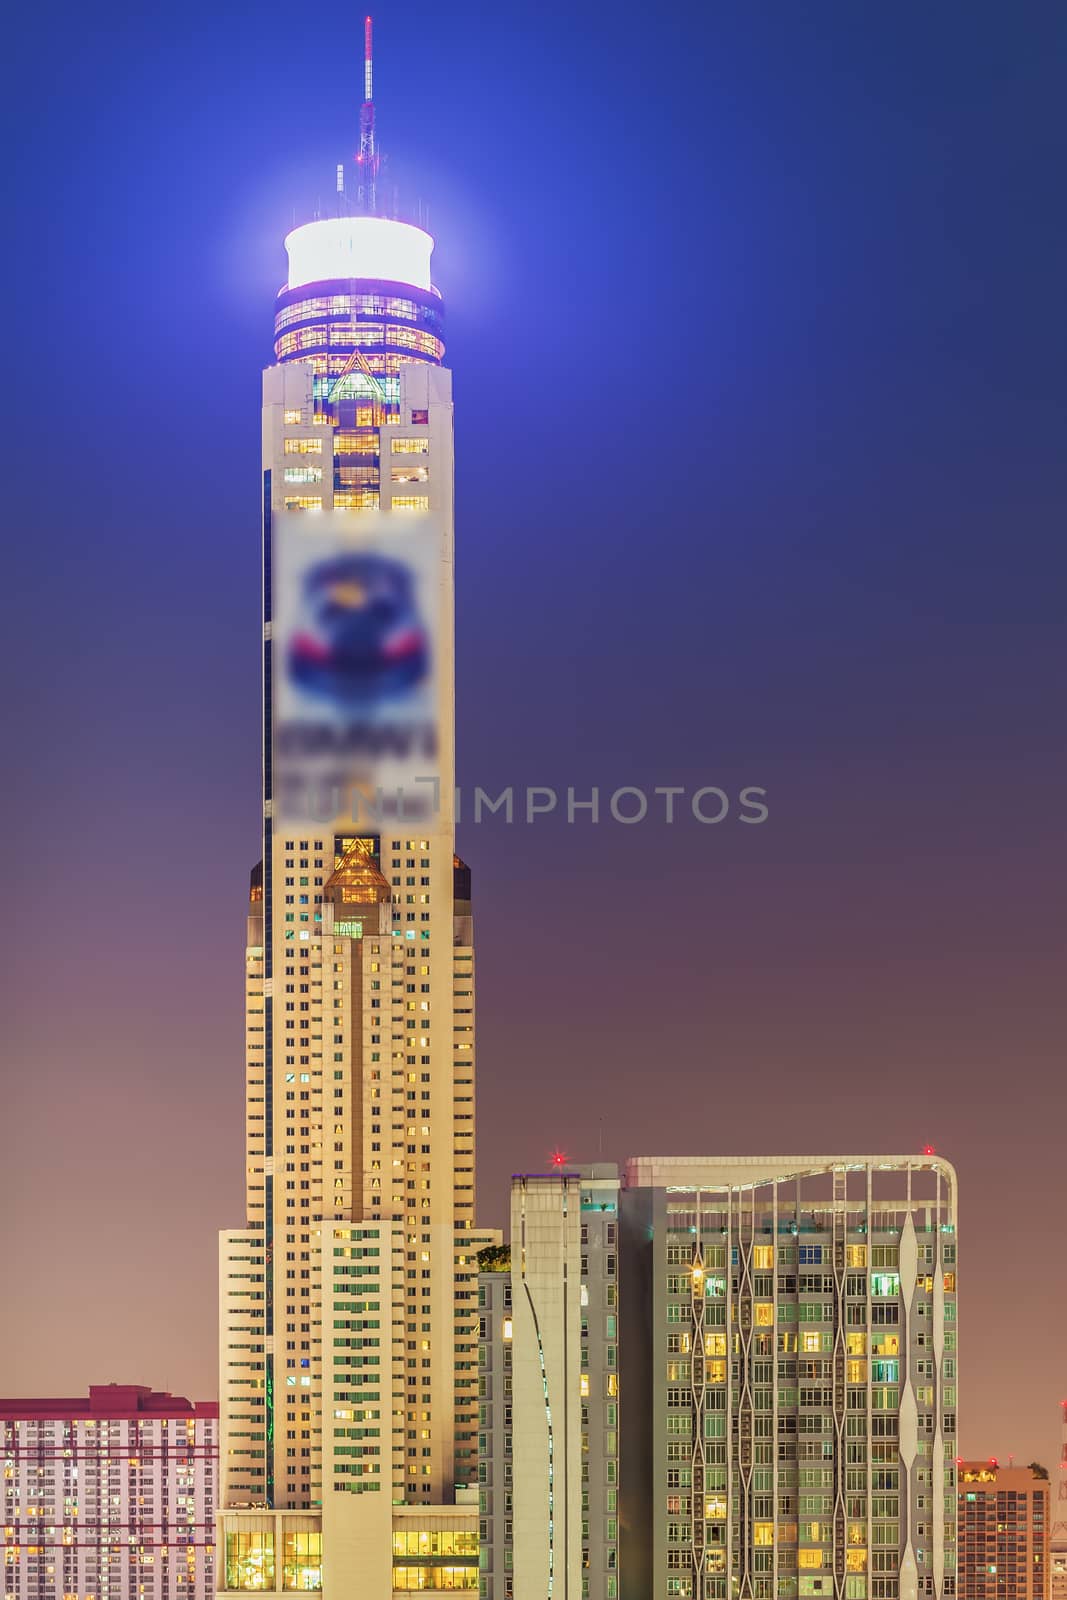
[1,0,1065,1472]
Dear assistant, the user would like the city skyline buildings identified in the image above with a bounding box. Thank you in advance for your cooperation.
[6,0,1067,1497]
[0,1386,218,1600]
[957,1462,1049,1600]
[482,1157,961,1600]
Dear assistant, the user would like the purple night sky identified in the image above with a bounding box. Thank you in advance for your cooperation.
[1,0,1065,1472]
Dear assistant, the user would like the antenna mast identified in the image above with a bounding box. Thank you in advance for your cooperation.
[356,15,380,213]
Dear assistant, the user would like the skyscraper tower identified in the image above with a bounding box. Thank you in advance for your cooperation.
[219,21,491,1595]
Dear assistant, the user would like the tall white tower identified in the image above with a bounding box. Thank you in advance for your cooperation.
[218,20,494,1596]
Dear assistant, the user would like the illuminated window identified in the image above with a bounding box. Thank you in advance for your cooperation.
[847,1550,868,1572]
[284,437,322,454]
[392,496,429,512]
[799,1550,824,1570]
[870,1273,900,1298]
[283,409,302,424]
[705,1333,727,1357]
[802,1332,823,1353]
[580,1374,589,1397]
[847,1333,867,1355]
[752,1246,774,1270]
[847,1245,868,1268]
[392,437,430,454]
[225,1533,275,1591]
[754,1524,774,1547]
[391,465,429,483]
[872,1334,899,1357]
[847,1360,866,1384]
[708,1360,726,1384]
[502,1317,512,1341]
[284,466,323,484]
[335,430,379,455]
[391,1565,478,1590]
[281,1531,322,1591]
[335,491,380,510]
[386,326,444,358]
[284,497,323,511]
[391,1532,479,1558]
[943,1272,956,1292]
[706,1497,727,1520]
[755,1303,774,1326]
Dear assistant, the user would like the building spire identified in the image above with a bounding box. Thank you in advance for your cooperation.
[356,15,380,213]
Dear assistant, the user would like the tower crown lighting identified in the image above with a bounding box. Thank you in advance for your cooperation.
[283,214,434,293]
[273,16,443,400]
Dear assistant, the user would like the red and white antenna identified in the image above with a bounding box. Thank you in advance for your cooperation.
[356,15,380,213]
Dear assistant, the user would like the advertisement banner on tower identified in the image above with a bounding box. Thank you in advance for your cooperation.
[272,508,445,826]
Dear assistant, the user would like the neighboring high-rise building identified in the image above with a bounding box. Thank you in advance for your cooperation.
[958,1462,1049,1600]
[0,1385,217,1600]
[1048,1403,1067,1600]
[481,1155,959,1600]
[218,19,496,1596]
[619,1156,959,1600]
[477,1250,513,1596]
[478,1168,622,1600]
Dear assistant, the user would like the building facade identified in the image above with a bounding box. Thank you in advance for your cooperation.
[479,1155,959,1600]
[476,1255,512,1597]
[0,1385,217,1600]
[958,1462,1048,1600]
[619,1157,959,1600]
[1051,1403,1067,1600]
[218,20,496,1597]
[478,1167,622,1600]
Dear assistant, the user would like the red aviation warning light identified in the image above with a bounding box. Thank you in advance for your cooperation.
[550,1149,568,1169]
[922,1145,936,1156]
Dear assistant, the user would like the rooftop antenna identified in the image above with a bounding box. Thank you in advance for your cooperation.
[356,15,380,213]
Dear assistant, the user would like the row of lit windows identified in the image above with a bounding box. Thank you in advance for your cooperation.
[286,323,437,354]
[391,1567,477,1591]
[674,1271,906,1301]
[275,326,444,360]
[305,353,422,378]
[391,1532,478,1557]
[665,1239,953,1270]
[282,494,428,513]
[275,294,430,330]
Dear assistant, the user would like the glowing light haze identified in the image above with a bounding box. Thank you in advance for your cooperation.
[285,216,435,292]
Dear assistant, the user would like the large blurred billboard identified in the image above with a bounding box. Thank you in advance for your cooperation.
[272,509,444,825]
